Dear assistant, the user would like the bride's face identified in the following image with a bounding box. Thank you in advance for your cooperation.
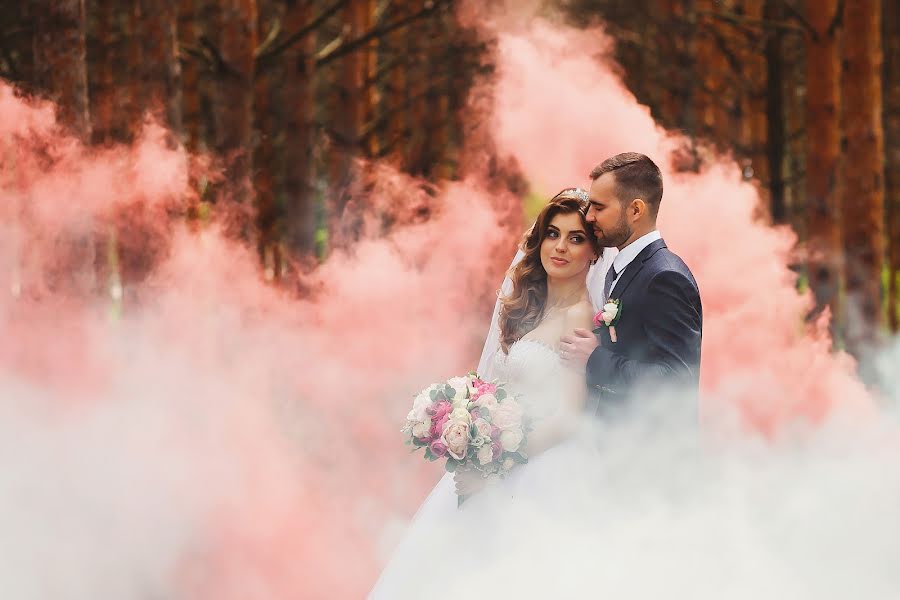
[539,212,596,280]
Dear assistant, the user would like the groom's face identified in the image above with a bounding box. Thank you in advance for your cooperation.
[587,173,632,248]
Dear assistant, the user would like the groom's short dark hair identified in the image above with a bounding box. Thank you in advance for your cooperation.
[590,153,663,215]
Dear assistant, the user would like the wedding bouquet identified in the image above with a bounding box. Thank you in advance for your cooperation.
[402,373,529,500]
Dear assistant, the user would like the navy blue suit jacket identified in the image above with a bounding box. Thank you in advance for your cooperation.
[586,238,702,410]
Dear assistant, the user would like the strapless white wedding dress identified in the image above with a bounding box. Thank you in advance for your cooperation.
[369,340,599,599]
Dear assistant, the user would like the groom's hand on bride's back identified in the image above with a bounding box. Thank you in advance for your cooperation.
[559,328,598,369]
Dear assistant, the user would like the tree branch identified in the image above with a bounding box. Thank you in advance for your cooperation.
[253,18,282,59]
[315,0,448,68]
[695,8,805,35]
[781,0,819,38]
[255,0,347,69]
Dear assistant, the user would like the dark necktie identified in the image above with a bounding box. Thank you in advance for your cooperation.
[603,265,618,302]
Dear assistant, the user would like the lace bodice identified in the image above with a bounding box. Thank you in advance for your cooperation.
[492,340,568,421]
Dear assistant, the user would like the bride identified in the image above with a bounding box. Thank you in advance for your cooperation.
[369,189,616,598]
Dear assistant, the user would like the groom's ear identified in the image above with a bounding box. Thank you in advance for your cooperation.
[629,198,648,219]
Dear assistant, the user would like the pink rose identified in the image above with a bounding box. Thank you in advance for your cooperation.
[429,440,448,458]
[430,414,448,439]
[491,400,524,431]
[477,382,497,395]
[432,400,452,419]
[490,425,501,441]
[441,420,470,460]
[593,311,604,329]
[491,441,502,460]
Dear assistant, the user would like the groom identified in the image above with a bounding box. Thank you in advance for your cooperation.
[561,152,702,411]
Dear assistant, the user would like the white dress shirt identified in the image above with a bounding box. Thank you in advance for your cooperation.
[608,230,662,294]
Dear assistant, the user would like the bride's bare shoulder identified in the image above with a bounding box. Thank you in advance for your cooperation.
[564,300,595,330]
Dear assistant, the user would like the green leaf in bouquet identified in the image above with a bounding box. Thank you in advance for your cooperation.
[424,448,435,461]
[445,386,456,399]
[496,388,507,401]
[429,388,438,401]
[445,459,459,473]
[412,437,429,448]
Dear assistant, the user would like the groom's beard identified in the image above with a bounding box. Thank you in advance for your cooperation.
[595,217,632,248]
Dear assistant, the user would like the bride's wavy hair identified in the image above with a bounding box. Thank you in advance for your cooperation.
[498,189,602,353]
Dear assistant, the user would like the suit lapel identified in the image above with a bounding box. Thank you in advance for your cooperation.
[609,238,667,300]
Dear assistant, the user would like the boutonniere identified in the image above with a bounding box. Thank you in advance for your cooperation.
[593,299,622,343]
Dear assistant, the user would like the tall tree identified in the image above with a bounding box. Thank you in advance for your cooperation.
[254,0,281,273]
[325,0,367,247]
[31,0,91,141]
[884,0,900,332]
[736,0,769,203]
[281,0,318,257]
[841,0,885,355]
[138,0,182,134]
[406,0,431,176]
[805,0,842,327]
[215,0,258,213]
[764,0,788,223]
[179,0,202,151]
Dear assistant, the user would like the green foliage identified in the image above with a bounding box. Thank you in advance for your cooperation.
[523,189,547,221]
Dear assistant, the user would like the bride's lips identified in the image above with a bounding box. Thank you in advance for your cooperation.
[550,257,569,266]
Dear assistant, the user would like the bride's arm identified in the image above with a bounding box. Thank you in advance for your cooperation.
[522,304,593,458]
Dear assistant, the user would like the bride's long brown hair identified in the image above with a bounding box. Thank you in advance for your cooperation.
[498,189,602,353]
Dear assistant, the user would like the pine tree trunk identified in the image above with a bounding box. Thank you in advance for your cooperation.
[406,0,431,176]
[88,0,115,144]
[884,0,900,332]
[841,0,885,356]
[179,0,202,151]
[385,2,409,166]
[425,5,449,179]
[282,0,317,257]
[32,0,91,141]
[326,0,366,248]
[805,0,842,326]
[737,0,769,208]
[764,0,787,224]
[138,0,182,134]
[216,0,258,212]
[254,0,280,273]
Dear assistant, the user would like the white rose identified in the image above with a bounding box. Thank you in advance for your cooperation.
[602,302,619,323]
[491,400,524,431]
[477,444,494,465]
[446,377,470,401]
[412,420,431,439]
[473,393,498,410]
[407,392,431,422]
[452,395,470,410]
[473,418,492,440]
[442,420,470,460]
[500,429,524,452]
[450,407,472,424]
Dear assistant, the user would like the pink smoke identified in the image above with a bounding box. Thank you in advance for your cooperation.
[0,82,513,597]
[486,20,873,430]
[0,11,880,600]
